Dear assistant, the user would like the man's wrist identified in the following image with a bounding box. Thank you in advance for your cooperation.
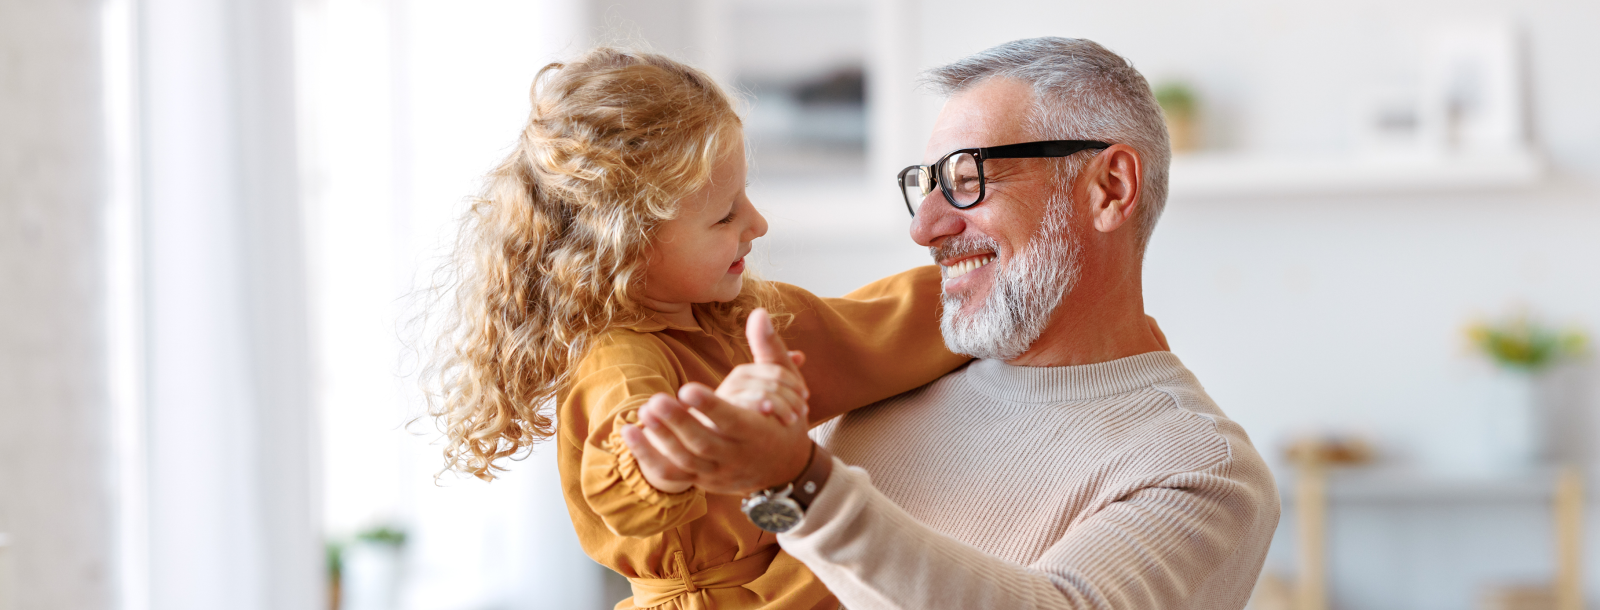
[757,438,813,491]
[787,443,832,511]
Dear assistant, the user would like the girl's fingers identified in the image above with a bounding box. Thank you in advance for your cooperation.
[760,395,801,425]
[746,309,793,367]
[730,382,803,424]
[768,386,803,423]
[720,365,808,405]
[740,363,809,400]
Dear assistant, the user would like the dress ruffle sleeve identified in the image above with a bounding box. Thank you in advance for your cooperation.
[569,335,708,538]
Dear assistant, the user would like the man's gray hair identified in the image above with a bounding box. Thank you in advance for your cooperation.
[925,37,1171,251]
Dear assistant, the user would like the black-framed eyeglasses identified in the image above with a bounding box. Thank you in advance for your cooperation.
[896,139,1111,216]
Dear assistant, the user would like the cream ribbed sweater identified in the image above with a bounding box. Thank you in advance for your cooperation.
[778,352,1280,610]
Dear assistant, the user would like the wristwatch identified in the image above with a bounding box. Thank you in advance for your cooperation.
[741,443,833,533]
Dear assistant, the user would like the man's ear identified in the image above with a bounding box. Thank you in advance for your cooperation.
[1085,144,1142,234]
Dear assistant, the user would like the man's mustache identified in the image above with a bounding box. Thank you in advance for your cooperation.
[930,234,1001,264]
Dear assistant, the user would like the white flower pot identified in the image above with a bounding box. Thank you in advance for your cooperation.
[343,542,403,610]
[1476,371,1541,474]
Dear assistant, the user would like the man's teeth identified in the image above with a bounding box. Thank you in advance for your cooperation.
[942,255,996,280]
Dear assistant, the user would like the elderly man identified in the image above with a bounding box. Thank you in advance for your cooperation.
[621,37,1279,609]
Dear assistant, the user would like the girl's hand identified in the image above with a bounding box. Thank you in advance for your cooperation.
[716,309,811,425]
[716,359,808,425]
[621,309,817,495]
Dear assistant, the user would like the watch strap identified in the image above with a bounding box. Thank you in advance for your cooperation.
[787,443,833,511]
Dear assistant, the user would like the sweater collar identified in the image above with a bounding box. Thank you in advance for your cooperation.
[963,351,1188,404]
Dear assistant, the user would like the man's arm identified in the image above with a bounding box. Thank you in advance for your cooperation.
[626,398,1274,610]
[622,314,1275,608]
[778,456,1274,610]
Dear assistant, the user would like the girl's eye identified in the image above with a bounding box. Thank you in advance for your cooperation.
[717,212,736,225]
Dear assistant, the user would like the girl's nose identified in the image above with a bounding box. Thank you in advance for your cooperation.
[743,200,768,241]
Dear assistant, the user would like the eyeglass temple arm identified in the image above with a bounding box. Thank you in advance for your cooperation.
[979,140,1112,160]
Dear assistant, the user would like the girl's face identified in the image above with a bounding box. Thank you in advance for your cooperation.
[641,142,767,314]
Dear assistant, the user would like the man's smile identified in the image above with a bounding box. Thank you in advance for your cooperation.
[940,253,996,281]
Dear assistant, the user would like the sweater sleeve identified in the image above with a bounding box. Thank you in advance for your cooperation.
[777,456,1273,610]
[568,335,707,538]
[776,266,971,423]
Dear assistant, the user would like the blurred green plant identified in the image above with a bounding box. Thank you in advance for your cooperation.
[1465,312,1588,373]
[1153,82,1198,118]
[326,540,344,578]
[354,524,408,547]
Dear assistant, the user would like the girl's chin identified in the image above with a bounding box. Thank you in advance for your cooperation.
[714,275,744,301]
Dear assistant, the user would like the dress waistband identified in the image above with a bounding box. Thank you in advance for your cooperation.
[628,546,780,609]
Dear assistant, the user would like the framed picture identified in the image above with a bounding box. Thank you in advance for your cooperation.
[1418,22,1526,152]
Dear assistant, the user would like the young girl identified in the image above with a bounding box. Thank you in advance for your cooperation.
[430,48,966,610]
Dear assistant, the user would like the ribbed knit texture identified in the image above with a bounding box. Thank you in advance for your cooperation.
[779,352,1280,610]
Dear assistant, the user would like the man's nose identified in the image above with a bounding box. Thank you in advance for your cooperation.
[909,195,965,247]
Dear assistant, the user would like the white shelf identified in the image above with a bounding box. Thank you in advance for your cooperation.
[1168,148,1545,199]
[1280,467,1568,504]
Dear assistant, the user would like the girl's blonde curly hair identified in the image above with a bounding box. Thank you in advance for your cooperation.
[428,48,781,480]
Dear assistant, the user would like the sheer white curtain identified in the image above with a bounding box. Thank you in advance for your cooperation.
[296,1,605,608]
[133,0,319,608]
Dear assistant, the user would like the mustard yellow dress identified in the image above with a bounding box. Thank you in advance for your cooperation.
[557,266,967,610]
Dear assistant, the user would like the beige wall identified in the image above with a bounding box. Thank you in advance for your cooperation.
[0,0,112,608]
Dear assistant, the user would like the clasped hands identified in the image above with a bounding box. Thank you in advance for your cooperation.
[620,309,816,496]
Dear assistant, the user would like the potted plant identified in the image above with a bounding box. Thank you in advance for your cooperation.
[1154,82,1199,152]
[341,525,408,610]
[1463,312,1587,471]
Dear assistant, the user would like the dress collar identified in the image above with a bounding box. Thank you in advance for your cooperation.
[620,308,706,334]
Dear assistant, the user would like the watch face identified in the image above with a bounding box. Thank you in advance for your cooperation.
[744,496,803,533]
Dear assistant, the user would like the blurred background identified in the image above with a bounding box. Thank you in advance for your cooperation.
[3,0,1599,609]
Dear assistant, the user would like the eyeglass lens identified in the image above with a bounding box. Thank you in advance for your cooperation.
[901,152,986,215]
[901,167,933,214]
[940,152,982,206]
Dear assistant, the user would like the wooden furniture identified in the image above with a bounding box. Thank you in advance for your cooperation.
[1294,460,1329,610]
[1286,463,1586,610]
[1555,466,1584,610]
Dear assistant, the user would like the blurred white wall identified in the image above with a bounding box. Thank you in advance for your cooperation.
[0,2,112,609]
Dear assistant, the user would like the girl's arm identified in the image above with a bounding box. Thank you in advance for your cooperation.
[566,334,707,538]
[776,266,971,424]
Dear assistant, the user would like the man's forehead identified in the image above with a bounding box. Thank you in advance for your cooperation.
[926,78,1034,157]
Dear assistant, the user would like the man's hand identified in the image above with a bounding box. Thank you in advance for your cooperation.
[621,309,816,495]
[625,393,699,494]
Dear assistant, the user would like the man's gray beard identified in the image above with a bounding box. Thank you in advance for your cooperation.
[938,193,1081,361]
